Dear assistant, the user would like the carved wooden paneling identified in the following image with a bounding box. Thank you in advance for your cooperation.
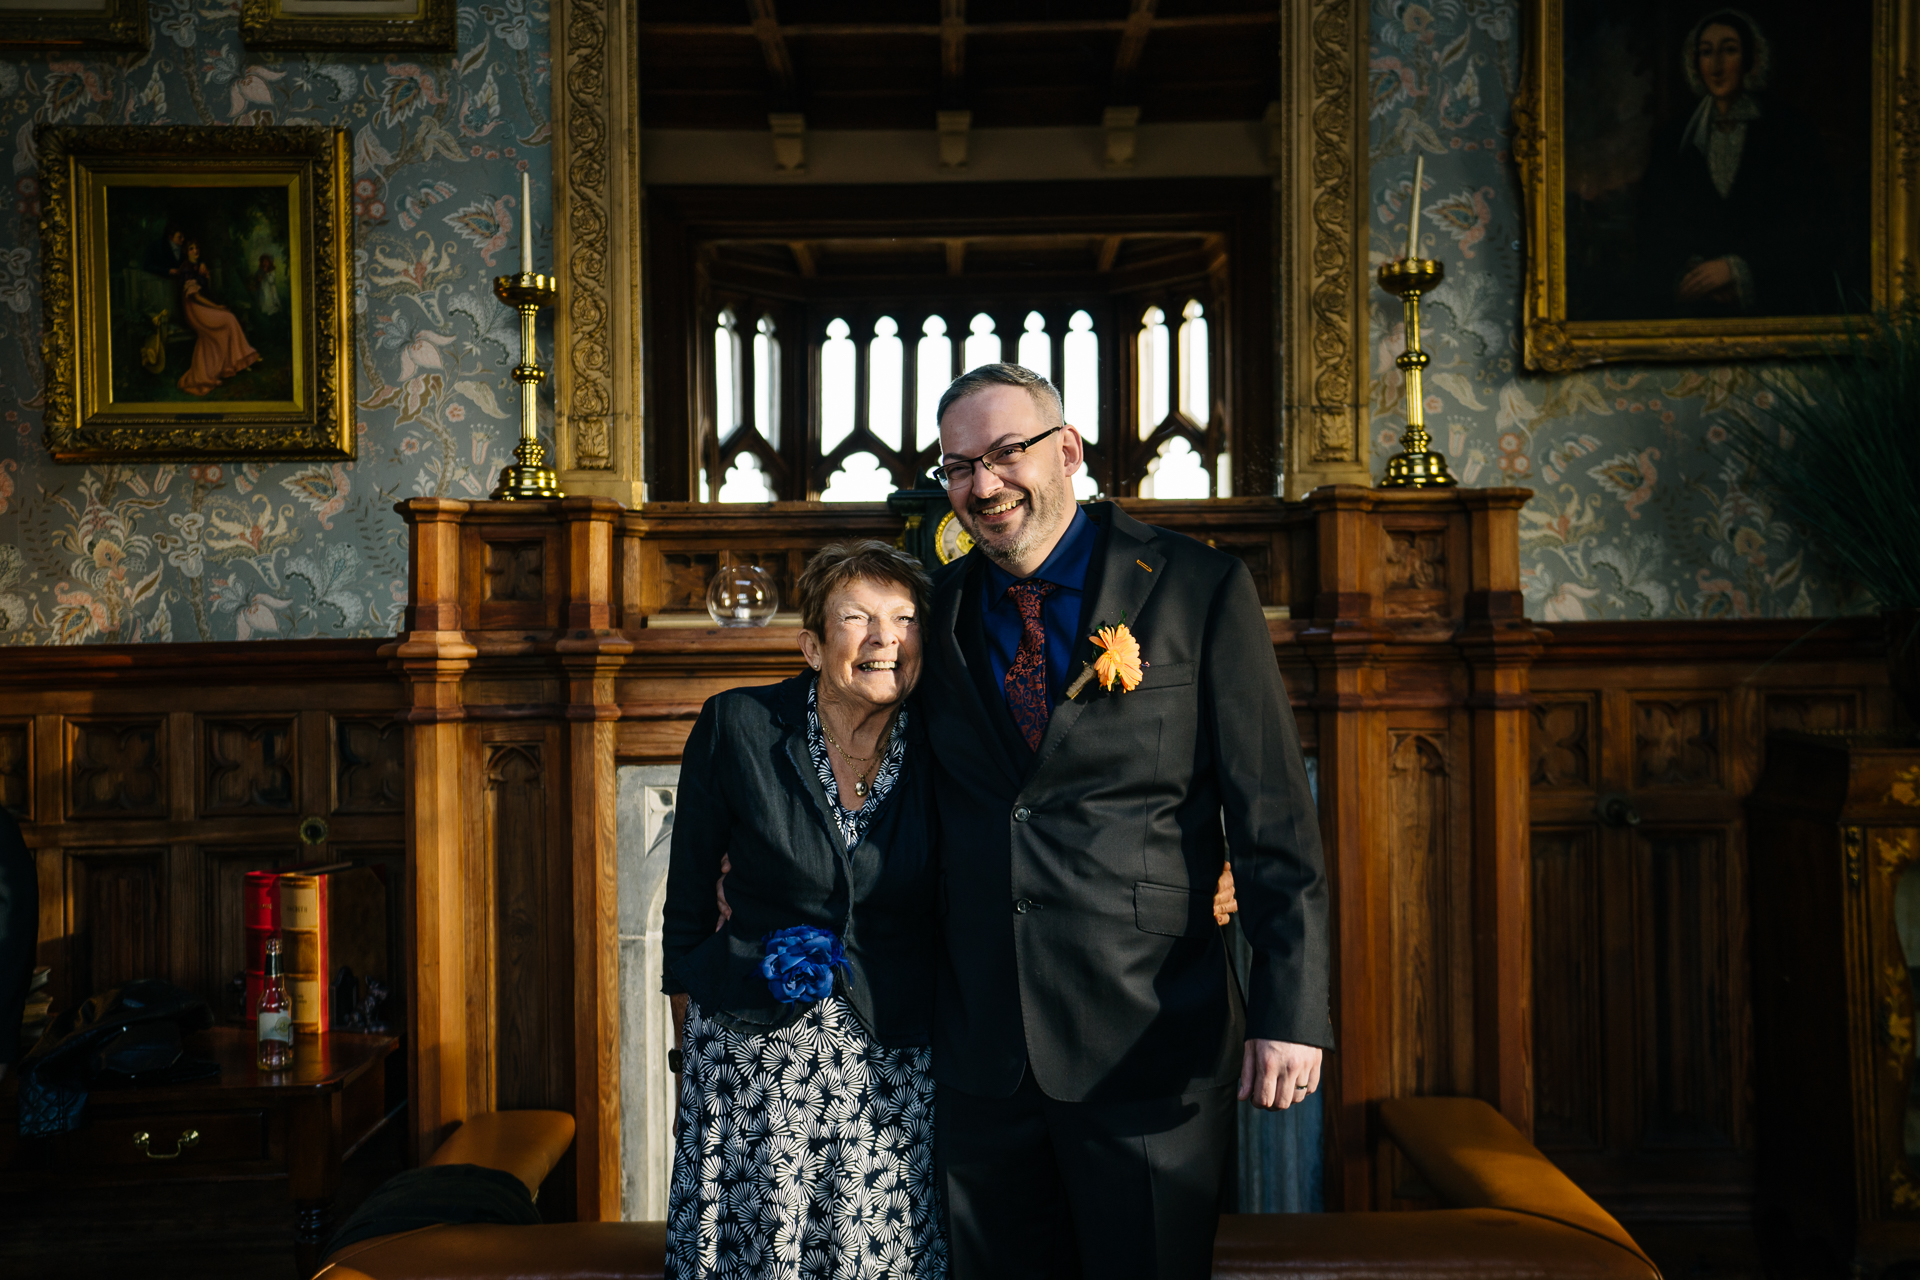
[0,721,28,817]
[486,742,569,1111]
[1635,829,1742,1149]
[202,845,301,1020]
[66,719,166,818]
[1383,525,1448,618]
[1764,692,1859,735]
[1633,699,1721,788]
[334,717,405,814]
[1388,731,1454,1098]
[201,718,297,814]
[1531,699,1592,789]
[657,549,798,616]
[466,527,562,631]
[1531,829,1605,1151]
[67,850,167,999]
[485,540,546,602]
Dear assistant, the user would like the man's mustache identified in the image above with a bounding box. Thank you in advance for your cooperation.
[966,486,1031,518]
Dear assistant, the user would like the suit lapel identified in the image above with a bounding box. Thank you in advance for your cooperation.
[1031,504,1167,770]
[934,554,1024,791]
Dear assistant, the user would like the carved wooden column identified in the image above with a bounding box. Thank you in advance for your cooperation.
[1293,485,1540,1208]
[381,498,478,1159]
[556,498,633,1219]
[1295,487,1392,1210]
[1458,491,1539,1135]
[552,0,644,504]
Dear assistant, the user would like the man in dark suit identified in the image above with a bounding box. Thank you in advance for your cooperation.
[923,364,1330,1279]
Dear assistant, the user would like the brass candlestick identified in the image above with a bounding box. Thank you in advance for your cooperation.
[1375,257,1457,489]
[490,271,564,501]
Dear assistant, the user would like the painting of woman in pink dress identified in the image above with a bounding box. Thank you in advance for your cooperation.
[175,240,263,397]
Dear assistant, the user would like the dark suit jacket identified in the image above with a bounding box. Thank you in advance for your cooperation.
[924,502,1331,1102]
[660,674,938,1046]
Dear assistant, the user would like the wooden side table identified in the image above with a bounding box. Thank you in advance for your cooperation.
[1,1027,400,1276]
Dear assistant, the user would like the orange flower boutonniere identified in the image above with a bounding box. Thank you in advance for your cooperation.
[1091,624,1146,692]
[1066,620,1150,698]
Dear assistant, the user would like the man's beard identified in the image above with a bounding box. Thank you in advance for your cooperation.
[964,471,1071,571]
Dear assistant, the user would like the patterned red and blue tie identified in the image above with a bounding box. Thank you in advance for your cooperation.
[1003,580,1056,752]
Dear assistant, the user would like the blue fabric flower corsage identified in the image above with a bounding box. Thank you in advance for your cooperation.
[760,925,848,1004]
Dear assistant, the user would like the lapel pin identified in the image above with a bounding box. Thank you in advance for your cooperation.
[1137,559,1152,571]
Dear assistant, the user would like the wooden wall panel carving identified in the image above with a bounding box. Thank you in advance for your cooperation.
[1635,828,1742,1151]
[487,742,562,1110]
[1531,828,1604,1151]
[1633,699,1722,789]
[67,719,165,817]
[1388,731,1455,1100]
[1531,699,1592,789]
[5,641,405,1058]
[66,849,167,999]
[334,718,405,813]
[201,718,297,813]
[485,540,547,603]
[0,721,28,817]
[1531,621,1895,1224]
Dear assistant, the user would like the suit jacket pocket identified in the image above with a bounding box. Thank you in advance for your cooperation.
[1134,880,1198,937]
[1134,661,1194,690]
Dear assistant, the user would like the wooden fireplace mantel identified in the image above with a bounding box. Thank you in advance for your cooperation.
[384,488,1540,1217]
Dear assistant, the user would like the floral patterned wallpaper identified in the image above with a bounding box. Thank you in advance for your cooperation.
[1369,0,1842,620]
[0,0,1853,644]
[0,0,549,644]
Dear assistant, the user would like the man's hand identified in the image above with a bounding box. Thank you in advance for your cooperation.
[1212,862,1237,925]
[1239,1039,1322,1110]
[714,855,731,930]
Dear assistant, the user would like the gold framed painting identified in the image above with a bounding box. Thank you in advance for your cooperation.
[238,0,455,52]
[0,0,147,51]
[1516,0,1919,371]
[39,126,354,464]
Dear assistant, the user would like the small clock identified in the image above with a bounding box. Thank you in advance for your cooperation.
[933,510,975,564]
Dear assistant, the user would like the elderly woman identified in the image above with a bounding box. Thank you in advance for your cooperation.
[1636,7,1844,317]
[662,540,946,1280]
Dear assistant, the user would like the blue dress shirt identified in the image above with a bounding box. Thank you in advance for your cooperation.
[982,506,1099,711]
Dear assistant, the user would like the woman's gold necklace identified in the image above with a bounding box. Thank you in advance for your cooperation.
[821,713,894,799]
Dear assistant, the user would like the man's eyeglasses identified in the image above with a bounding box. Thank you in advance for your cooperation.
[928,426,1064,490]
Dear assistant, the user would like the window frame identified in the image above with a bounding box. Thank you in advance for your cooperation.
[644,179,1274,502]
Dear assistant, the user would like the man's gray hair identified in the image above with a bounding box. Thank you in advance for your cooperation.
[935,363,1064,434]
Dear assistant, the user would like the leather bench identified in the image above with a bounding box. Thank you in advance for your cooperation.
[319,1099,1661,1279]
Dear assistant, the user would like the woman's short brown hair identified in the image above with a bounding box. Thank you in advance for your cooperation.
[795,540,934,637]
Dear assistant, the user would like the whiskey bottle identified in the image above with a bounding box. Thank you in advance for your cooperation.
[257,935,294,1070]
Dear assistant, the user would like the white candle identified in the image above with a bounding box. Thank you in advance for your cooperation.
[520,170,532,275]
[1405,156,1424,261]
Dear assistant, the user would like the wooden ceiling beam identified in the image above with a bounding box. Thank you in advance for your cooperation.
[941,0,966,96]
[946,240,967,277]
[744,0,797,106]
[1111,0,1157,98]
[640,15,1276,38]
[788,241,817,277]
[1096,235,1123,272]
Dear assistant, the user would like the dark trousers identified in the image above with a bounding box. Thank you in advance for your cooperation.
[937,1070,1234,1280]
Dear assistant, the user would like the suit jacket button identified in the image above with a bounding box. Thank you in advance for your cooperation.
[1013,806,1031,822]
[1014,898,1034,914]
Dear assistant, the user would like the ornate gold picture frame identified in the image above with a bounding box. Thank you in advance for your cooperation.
[0,0,148,51]
[238,0,455,52]
[1516,0,1918,372]
[39,126,354,463]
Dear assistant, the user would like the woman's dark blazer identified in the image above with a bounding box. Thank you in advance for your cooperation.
[660,673,937,1046]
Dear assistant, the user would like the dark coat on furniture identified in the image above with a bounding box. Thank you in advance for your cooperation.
[921,501,1331,1103]
[660,674,938,1046]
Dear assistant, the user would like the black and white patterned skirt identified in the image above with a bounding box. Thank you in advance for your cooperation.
[666,996,948,1280]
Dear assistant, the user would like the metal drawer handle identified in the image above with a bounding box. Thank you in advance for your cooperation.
[132,1128,200,1160]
